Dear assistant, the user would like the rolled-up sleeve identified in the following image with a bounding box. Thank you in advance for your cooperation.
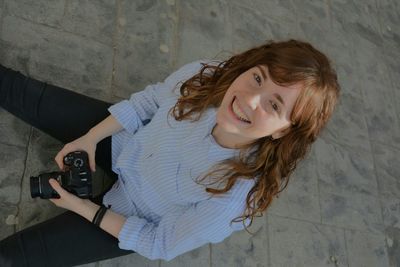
[107,60,209,135]
[117,198,249,261]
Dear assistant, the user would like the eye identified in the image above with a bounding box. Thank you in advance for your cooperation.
[253,73,262,86]
[270,100,279,112]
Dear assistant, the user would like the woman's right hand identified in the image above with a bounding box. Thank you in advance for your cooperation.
[54,133,98,173]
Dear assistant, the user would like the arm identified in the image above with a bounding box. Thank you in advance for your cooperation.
[75,199,126,239]
[63,192,246,261]
[86,114,123,143]
[108,60,209,135]
[117,198,249,261]
[48,180,127,239]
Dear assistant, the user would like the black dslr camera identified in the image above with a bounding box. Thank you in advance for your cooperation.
[30,151,93,199]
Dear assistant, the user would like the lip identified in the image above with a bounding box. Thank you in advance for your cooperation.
[230,96,251,125]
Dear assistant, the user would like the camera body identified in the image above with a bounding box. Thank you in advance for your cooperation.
[30,151,93,199]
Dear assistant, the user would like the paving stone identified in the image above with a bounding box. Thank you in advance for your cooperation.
[294,0,331,47]
[315,138,378,197]
[371,143,400,199]
[269,215,348,267]
[319,184,384,234]
[318,90,370,151]
[0,204,18,240]
[211,214,269,267]
[61,0,116,46]
[329,0,384,76]
[345,228,390,267]
[112,0,176,99]
[76,263,97,267]
[381,196,400,229]
[358,66,400,149]
[384,226,400,267]
[0,143,26,205]
[4,0,65,28]
[229,5,275,52]
[229,3,300,53]
[377,0,400,40]
[98,252,159,267]
[176,0,232,67]
[230,0,297,29]
[324,8,357,83]
[330,0,381,39]
[382,42,400,119]
[0,0,5,28]
[268,152,320,223]
[1,15,113,101]
[0,40,30,74]
[161,245,208,267]
[0,109,31,147]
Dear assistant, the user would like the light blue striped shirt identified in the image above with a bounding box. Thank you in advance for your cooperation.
[103,60,255,261]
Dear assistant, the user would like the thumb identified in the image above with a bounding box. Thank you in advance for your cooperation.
[89,153,96,172]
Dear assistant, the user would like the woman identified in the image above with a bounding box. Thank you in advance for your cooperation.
[0,39,340,266]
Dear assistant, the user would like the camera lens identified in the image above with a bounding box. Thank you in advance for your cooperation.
[30,172,63,199]
[30,176,41,198]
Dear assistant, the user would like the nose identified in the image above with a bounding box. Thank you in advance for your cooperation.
[243,91,273,115]
[243,92,261,111]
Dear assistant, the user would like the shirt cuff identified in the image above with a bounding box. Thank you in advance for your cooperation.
[108,100,142,135]
[118,215,147,251]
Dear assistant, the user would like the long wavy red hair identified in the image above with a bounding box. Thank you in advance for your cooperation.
[169,40,340,233]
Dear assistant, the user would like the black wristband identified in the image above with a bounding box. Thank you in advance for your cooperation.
[92,204,111,227]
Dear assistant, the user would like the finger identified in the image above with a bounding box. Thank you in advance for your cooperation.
[49,178,62,196]
[55,150,66,170]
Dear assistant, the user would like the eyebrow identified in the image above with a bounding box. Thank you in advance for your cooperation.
[256,66,286,109]
[256,65,267,80]
[274,93,286,108]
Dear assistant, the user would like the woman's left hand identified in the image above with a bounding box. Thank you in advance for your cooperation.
[48,178,84,212]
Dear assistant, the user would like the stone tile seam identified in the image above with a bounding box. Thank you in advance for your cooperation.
[326,0,333,29]
[0,140,27,150]
[209,243,213,267]
[319,134,390,198]
[378,197,400,231]
[266,214,272,267]
[13,126,33,233]
[0,0,5,38]
[226,1,234,53]
[366,111,399,217]
[62,0,68,20]
[342,230,350,267]
[2,13,113,49]
[269,213,386,236]
[314,138,324,226]
[171,0,180,69]
[110,0,122,98]
[374,0,384,37]
[351,63,394,211]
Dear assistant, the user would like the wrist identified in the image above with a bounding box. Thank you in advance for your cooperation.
[77,199,100,222]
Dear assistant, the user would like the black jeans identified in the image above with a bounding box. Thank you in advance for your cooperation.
[0,65,135,266]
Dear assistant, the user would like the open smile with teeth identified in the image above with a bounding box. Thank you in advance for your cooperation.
[232,97,251,123]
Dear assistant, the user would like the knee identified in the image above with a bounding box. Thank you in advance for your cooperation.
[0,234,25,267]
[0,236,16,267]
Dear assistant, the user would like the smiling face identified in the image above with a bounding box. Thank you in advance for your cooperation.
[212,65,303,149]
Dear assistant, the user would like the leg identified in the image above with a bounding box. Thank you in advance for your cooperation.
[0,64,116,180]
[0,211,134,267]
